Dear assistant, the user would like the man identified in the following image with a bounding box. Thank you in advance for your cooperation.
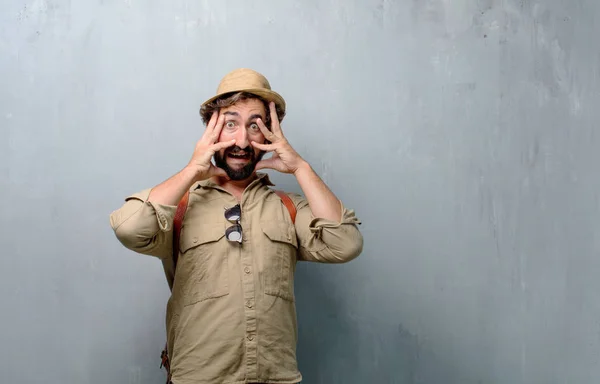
[109,68,363,384]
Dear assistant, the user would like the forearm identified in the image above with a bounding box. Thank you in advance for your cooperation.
[293,161,342,221]
[148,166,199,206]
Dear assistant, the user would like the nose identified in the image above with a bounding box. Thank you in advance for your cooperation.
[235,127,249,148]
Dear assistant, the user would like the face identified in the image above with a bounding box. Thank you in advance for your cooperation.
[213,98,268,181]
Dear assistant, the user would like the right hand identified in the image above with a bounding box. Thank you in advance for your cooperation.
[186,112,235,181]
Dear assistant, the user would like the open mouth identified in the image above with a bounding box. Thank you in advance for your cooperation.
[228,152,251,159]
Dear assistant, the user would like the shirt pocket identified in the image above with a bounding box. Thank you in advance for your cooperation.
[260,220,298,302]
[179,223,228,306]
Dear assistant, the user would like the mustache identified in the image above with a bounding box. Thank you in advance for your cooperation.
[225,146,254,156]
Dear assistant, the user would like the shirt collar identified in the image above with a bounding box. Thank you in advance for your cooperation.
[194,172,275,191]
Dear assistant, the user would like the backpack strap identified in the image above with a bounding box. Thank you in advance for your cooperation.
[172,190,190,271]
[160,190,189,384]
[273,189,296,224]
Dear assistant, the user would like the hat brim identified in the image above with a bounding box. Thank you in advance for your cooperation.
[201,88,286,116]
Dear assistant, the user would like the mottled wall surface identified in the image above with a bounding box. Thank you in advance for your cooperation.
[2,1,600,383]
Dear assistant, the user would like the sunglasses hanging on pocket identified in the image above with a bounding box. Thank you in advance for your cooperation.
[224,204,243,243]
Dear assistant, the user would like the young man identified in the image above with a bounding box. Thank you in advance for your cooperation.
[109,68,363,384]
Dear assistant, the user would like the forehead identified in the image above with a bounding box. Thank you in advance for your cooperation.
[220,98,266,118]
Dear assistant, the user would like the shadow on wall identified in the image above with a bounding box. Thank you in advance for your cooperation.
[294,263,464,384]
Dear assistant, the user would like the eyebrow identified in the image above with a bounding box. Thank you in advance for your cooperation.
[222,111,265,121]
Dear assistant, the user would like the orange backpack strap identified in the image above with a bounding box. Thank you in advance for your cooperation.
[161,190,189,383]
[172,190,190,271]
[274,190,296,224]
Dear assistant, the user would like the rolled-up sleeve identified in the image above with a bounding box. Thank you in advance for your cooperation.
[292,196,363,263]
[109,188,178,259]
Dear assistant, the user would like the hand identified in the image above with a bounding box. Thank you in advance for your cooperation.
[186,112,235,181]
[252,102,306,174]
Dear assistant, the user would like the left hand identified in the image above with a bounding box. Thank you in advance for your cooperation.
[252,102,306,174]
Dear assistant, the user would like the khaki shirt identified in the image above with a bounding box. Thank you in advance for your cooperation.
[109,173,363,384]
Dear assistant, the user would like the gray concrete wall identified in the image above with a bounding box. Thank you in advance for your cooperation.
[2,0,600,383]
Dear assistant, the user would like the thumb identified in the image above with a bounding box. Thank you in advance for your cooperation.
[255,158,276,171]
[210,165,229,179]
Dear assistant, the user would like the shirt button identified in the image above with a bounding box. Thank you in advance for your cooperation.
[247,335,254,341]
[244,267,251,274]
[193,237,198,243]
[246,300,253,308]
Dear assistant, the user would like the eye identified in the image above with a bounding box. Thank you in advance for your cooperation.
[225,121,235,129]
[249,123,259,131]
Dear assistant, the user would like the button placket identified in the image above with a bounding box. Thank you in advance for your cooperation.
[239,211,257,378]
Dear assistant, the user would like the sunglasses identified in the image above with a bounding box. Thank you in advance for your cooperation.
[224,204,243,243]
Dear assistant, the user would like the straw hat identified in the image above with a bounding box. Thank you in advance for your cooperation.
[200,68,286,115]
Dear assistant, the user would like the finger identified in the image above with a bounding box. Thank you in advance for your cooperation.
[202,111,219,137]
[212,139,236,152]
[207,111,218,129]
[256,118,277,142]
[255,158,276,171]
[269,102,283,135]
[201,112,220,142]
[209,165,229,179]
[251,141,275,152]
[209,114,226,142]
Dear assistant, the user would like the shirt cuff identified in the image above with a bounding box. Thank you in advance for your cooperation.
[307,201,362,239]
[125,188,178,232]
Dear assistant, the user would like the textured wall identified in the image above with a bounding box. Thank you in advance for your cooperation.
[2,1,600,383]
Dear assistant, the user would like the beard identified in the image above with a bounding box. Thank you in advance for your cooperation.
[214,145,265,181]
